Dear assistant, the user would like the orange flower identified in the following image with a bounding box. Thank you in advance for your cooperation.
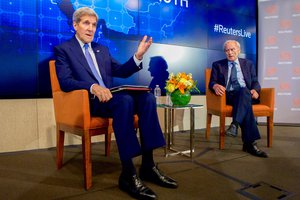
[165,72,200,94]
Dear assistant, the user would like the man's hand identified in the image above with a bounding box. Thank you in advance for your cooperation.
[135,35,153,60]
[250,89,259,99]
[213,84,226,96]
[91,84,112,102]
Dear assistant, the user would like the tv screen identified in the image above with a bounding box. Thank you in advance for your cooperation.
[0,0,257,98]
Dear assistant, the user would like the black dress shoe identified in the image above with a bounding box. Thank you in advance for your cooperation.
[225,123,238,137]
[243,142,268,158]
[119,173,157,200]
[140,165,178,189]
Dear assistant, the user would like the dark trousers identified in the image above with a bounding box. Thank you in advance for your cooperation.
[90,91,166,161]
[226,88,261,144]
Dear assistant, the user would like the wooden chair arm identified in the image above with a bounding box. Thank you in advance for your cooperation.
[206,88,226,112]
[53,89,91,129]
[259,88,275,109]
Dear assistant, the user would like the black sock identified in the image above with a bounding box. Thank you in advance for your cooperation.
[244,141,255,147]
[141,150,155,169]
[121,159,136,176]
[232,121,239,128]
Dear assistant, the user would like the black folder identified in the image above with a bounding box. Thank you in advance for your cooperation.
[110,85,151,93]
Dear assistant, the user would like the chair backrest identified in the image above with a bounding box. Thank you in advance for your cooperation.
[49,60,93,129]
[205,68,227,113]
[205,68,212,89]
[49,60,61,93]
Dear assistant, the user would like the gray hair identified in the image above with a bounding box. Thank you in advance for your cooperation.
[72,7,98,24]
[223,40,240,51]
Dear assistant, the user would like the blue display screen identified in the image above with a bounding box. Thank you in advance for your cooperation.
[0,0,257,98]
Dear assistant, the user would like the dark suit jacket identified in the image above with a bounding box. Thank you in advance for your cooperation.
[208,58,261,93]
[53,36,141,93]
[54,37,166,161]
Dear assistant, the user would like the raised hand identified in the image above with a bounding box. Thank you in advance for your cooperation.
[135,35,153,60]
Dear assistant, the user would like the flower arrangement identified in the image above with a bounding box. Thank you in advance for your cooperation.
[165,72,200,94]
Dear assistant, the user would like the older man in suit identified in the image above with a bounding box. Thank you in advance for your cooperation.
[209,40,268,158]
[54,7,177,200]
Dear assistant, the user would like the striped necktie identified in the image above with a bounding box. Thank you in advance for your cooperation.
[84,44,106,88]
[227,62,240,91]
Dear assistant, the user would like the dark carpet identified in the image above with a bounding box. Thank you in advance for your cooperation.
[0,126,299,200]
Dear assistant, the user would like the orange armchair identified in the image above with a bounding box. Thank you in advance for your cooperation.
[205,68,274,150]
[49,60,112,190]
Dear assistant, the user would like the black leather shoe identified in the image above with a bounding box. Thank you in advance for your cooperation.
[243,142,268,158]
[140,165,178,189]
[225,123,238,137]
[119,173,157,200]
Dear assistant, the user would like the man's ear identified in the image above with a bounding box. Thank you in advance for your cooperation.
[73,22,77,31]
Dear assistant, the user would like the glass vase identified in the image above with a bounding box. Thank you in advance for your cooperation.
[170,90,191,106]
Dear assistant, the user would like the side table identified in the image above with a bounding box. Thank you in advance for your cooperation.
[157,104,203,159]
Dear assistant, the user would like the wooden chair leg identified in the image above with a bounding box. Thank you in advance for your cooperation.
[219,115,226,150]
[267,116,273,147]
[82,131,92,190]
[105,132,111,157]
[206,113,212,139]
[56,128,65,169]
[106,119,114,157]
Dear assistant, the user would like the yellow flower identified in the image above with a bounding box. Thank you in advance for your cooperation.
[165,72,200,94]
[166,84,176,93]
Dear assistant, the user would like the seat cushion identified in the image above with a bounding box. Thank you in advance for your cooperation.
[223,104,271,117]
[253,104,271,116]
[90,117,109,128]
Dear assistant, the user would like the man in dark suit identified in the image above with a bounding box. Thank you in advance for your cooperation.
[54,7,177,199]
[209,40,268,158]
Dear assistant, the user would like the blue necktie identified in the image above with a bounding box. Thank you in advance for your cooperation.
[227,62,240,91]
[84,44,106,88]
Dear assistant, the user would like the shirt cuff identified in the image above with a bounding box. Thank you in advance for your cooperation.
[90,83,97,99]
[133,54,143,67]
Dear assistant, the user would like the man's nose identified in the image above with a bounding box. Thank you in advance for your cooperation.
[87,24,94,31]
